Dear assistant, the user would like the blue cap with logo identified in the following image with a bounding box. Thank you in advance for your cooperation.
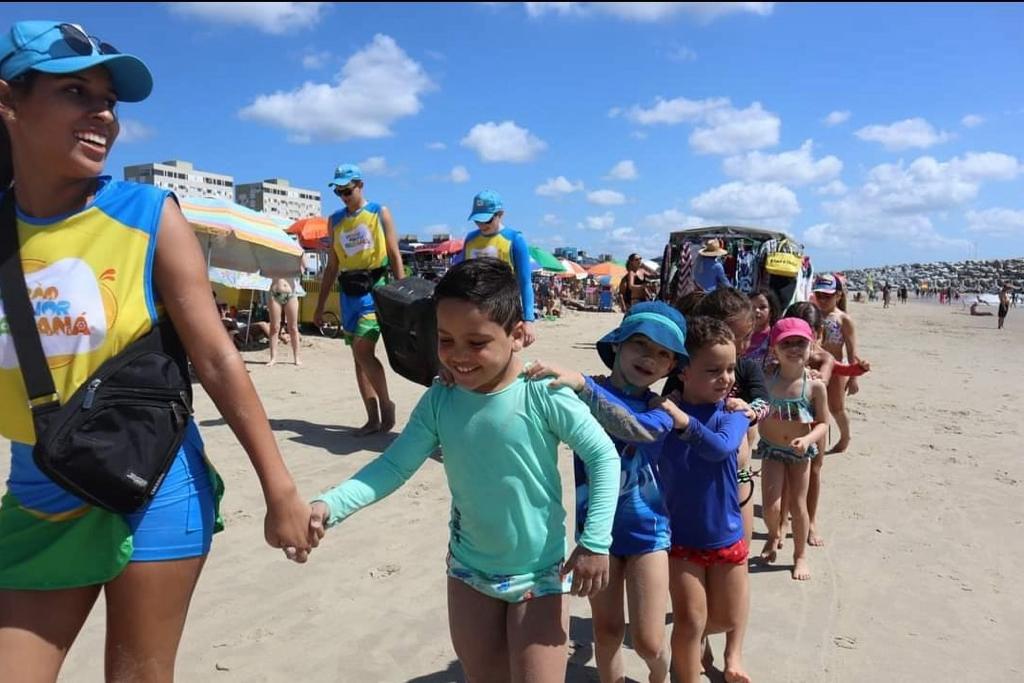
[468,190,503,223]
[596,301,689,371]
[0,21,152,102]
[328,163,362,188]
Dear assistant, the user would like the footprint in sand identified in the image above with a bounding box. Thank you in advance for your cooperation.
[370,563,401,579]
[833,635,858,650]
[994,471,1018,486]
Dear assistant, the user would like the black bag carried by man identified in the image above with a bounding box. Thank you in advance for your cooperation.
[372,277,440,387]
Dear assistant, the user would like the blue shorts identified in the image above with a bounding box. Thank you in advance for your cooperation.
[7,421,216,563]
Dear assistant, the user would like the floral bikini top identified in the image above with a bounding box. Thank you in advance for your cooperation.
[766,370,815,423]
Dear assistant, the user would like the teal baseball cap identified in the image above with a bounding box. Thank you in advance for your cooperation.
[596,301,689,370]
[0,21,152,102]
[468,190,503,222]
[328,163,362,188]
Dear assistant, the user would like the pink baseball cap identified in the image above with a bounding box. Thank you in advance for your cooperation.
[770,318,814,345]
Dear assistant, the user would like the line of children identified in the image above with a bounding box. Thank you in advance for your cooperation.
[811,273,862,453]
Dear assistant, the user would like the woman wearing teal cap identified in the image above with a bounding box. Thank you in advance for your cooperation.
[0,20,315,680]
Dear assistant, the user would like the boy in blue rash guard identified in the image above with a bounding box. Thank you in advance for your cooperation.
[304,258,619,682]
[462,190,537,346]
[525,302,688,683]
[656,317,752,683]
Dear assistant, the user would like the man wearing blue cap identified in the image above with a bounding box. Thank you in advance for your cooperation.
[0,18,313,682]
[314,163,405,435]
[461,190,537,346]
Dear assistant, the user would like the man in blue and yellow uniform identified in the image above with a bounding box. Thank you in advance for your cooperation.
[314,164,404,435]
[462,190,537,346]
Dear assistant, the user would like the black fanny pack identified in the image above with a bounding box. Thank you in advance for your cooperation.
[1,192,193,514]
[338,266,387,296]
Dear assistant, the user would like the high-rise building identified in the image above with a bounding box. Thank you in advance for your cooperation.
[235,178,321,222]
[123,160,234,201]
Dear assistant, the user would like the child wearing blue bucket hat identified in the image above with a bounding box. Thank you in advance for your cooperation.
[526,301,688,682]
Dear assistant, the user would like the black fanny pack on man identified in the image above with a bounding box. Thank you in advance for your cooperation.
[0,192,193,514]
[338,265,388,297]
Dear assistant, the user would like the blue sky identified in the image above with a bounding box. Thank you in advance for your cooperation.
[9,3,1024,269]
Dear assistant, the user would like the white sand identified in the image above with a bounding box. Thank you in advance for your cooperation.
[3,299,1022,681]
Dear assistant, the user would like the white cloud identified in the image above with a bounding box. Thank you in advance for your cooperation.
[643,209,704,231]
[823,110,850,126]
[961,114,985,128]
[448,165,470,183]
[301,50,331,69]
[461,121,547,163]
[803,223,850,250]
[668,45,697,62]
[966,208,1024,236]
[805,216,968,252]
[722,140,841,186]
[541,213,562,226]
[587,189,627,206]
[610,226,636,242]
[525,3,774,22]
[117,119,155,143]
[169,2,327,34]
[630,130,649,141]
[614,96,729,126]
[816,180,848,196]
[357,156,392,175]
[690,102,780,155]
[580,212,616,231]
[690,182,799,224]
[239,35,433,143]
[605,160,638,181]
[426,141,446,150]
[855,117,952,151]
[535,176,584,196]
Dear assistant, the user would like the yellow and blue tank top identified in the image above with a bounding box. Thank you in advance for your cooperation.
[461,227,535,322]
[330,202,388,272]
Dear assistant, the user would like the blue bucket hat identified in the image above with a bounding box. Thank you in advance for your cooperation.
[468,190,503,222]
[328,163,362,188]
[596,301,689,371]
[0,21,152,102]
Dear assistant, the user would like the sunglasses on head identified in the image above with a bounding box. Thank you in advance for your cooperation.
[0,23,119,76]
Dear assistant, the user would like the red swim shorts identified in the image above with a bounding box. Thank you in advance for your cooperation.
[669,538,748,567]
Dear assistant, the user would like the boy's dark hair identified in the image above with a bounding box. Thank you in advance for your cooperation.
[434,258,523,332]
[784,301,824,332]
[694,287,753,323]
[684,316,735,356]
[673,291,706,317]
[751,287,781,325]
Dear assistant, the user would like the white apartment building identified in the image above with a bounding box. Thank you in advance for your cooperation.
[235,178,321,222]
[123,160,234,201]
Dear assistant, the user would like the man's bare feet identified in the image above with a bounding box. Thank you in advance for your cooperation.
[354,421,381,437]
[380,400,396,433]
[792,557,811,581]
[758,537,777,563]
[828,437,850,454]
[808,527,825,546]
[724,656,751,683]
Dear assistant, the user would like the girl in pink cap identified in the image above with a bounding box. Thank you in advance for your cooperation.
[755,318,830,580]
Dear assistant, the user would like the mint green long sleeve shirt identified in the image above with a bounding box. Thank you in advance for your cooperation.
[315,376,620,575]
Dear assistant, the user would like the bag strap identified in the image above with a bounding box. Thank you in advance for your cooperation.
[0,191,61,419]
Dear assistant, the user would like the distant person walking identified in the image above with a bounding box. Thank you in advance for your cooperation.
[998,285,1011,330]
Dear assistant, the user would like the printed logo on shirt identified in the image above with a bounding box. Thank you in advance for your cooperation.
[469,245,500,261]
[340,224,374,256]
[0,258,113,369]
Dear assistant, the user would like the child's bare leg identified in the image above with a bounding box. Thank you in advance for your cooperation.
[786,460,813,581]
[737,435,754,551]
[759,459,785,563]
[827,376,851,453]
[507,593,569,683]
[447,578,511,683]
[625,551,670,683]
[778,475,790,549]
[705,561,751,683]
[807,436,827,546]
[668,557,707,683]
[588,556,627,683]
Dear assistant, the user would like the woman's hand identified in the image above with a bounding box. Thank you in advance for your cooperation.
[265,486,316,563]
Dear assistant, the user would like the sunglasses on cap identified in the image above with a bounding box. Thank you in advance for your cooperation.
[0,23,119,76]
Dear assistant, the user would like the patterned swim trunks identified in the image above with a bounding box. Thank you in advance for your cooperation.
[446,552,571,603]
[669,538,749,568]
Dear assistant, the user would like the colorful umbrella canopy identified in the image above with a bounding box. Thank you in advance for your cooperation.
[207,267,273,291]
[587,262,628,278]
[527,245,565,272]
[286,216,330,250]
[558,259,588,279]
[416,239,463,257]
[180,197,302,278]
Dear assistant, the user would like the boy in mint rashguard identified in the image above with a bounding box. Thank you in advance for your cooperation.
[305,258,620,682]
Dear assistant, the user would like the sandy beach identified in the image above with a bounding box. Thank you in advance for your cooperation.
[5,298,1022,682]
